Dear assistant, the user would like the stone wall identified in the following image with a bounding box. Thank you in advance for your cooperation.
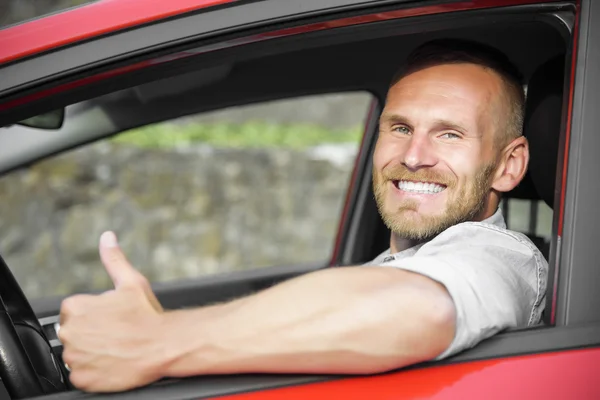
[0,142,357,299]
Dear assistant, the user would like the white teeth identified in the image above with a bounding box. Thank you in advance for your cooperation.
[396,180,445,194]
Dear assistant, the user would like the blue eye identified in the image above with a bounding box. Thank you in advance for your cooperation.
[440,132,461,139]
[392,126,411,135]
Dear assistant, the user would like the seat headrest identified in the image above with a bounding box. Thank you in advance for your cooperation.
[523,56,565,209]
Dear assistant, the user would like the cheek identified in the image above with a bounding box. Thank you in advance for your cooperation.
[373,136,403,170]
[372,140,388,171]
[439,149,481,183]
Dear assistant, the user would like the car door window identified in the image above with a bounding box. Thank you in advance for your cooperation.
[0,92,373,299]
[501,198,553,258]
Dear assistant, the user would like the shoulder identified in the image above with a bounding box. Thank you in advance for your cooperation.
[420,220,547,301]
[371,218,549,359]
[421,219,548,326]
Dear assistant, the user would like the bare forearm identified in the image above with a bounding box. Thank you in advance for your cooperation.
[158,267,455,377]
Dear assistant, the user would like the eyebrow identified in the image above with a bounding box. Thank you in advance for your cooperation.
[379,113,409,125]
[379,113,469,134]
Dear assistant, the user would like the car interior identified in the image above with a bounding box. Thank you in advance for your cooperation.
[0,4,572,399]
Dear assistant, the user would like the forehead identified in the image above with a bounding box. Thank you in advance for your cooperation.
[382,63,505,129]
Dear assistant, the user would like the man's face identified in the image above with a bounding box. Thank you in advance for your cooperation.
[373,63,506,240]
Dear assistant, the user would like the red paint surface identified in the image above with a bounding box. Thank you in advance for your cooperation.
[215,348,600,400]
[0,0,234,65]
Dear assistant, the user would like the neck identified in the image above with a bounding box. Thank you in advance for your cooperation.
[474,193,501,222]
[390,234,426,253]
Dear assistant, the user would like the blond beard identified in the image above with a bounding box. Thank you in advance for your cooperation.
[373,163,496,241]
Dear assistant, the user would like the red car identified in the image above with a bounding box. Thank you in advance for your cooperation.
[0,0,599,399]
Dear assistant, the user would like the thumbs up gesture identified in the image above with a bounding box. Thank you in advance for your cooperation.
[59,232,167,392]
[97,231,163,313]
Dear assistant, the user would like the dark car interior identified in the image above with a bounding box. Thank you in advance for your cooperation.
[0,3,572,399]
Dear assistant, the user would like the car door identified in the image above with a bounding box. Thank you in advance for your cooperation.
[1,0,600,399]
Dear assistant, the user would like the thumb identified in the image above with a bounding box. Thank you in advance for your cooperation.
[99,231,142,289]
[99,231,163,312]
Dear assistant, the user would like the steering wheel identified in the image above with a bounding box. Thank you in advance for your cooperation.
[0,254,67,399]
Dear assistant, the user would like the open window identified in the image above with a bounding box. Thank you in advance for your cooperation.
[0,92,374,299]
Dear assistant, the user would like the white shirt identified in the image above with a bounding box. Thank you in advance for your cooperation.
[365,208,548,359]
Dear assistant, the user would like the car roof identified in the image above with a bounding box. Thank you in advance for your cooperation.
[0,0,234,65]
[0,0,555,67]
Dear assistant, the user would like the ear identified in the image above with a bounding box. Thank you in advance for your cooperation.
[491,136,529,193]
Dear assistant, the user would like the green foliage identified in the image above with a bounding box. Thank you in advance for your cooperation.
[112,121,363,149]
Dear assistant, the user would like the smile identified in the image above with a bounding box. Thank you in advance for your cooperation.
[394,180,446,194]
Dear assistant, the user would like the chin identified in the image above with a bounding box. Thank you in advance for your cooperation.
[384,210,449,241]
[398,207,445,223]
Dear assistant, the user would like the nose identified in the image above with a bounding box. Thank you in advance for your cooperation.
[401,134,437,171]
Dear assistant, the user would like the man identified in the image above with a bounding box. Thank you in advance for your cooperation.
[58,39,547,392]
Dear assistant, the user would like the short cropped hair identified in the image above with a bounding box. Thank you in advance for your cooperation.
[390,39,525,144]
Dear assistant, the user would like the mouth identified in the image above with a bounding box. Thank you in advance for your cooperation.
[392,180,447,195]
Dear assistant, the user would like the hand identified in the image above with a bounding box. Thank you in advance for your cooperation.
[59,231,166,392]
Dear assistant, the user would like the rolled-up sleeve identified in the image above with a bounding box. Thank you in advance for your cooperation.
[375,223,546,359]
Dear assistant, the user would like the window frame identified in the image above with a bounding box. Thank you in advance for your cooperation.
[553,0,600,327]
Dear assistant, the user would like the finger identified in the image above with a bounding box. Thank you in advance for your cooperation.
[98,232,162,311]
[98,231,142,289]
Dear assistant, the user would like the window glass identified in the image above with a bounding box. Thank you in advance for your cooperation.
[501,198,553,258]
[502,198,553,239]
[0,92,373,298]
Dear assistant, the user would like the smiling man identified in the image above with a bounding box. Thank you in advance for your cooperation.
[58,39,548,392]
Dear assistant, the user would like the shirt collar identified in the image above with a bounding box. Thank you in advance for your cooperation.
[367,208,507,264]
[481,207,506,229]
